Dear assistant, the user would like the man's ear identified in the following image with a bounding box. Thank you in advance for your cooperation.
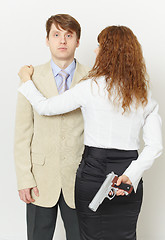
[76,39,80,48]
[46,37,49,47]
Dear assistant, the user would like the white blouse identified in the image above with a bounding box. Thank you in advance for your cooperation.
[18,77,163,191]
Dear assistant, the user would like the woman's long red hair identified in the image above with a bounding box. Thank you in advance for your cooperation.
[85,26,149,112]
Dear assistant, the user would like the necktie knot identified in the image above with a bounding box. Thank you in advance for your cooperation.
[58,70,69,94]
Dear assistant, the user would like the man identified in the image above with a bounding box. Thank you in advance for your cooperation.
[14,14,89,240]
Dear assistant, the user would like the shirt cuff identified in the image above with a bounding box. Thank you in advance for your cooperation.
[123,171,141,193]
[18,80,33,93]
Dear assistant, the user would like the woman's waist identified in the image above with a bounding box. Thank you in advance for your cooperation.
[83,145,138,162]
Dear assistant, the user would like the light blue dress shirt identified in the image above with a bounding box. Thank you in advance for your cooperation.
[51,59,76,92]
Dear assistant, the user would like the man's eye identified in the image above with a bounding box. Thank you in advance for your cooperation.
[55,34,59,37]
[67,34,71,37]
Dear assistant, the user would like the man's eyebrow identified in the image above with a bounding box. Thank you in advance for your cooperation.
[51,30,73,34]
[67,30,73,34]
[51,30,60,33]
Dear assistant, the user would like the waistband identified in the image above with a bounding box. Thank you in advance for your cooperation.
[83,146,138,161]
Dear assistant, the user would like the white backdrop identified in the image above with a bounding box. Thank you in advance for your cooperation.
[0,0,164,239]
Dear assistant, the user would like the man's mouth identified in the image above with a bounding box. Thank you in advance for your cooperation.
[58,47,67,50]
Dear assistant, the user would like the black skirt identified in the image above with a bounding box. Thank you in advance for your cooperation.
[75,146,143,240]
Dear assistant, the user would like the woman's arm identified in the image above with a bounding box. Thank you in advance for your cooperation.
[123,99,163,192]
[17,65,89,115]
[18,80,88,116]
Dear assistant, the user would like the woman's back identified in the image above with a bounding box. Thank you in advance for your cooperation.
[72,77,159,151]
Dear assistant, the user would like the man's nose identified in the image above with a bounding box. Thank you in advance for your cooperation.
[60,36,66,44]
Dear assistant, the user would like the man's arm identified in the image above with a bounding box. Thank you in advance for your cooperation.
[14,82,39,203]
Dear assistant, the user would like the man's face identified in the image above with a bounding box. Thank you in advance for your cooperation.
[46,24,80,62]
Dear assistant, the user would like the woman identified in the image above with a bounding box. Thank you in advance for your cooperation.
[18,26,162,240]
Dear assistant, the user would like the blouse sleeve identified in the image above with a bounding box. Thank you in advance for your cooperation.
[123,97,163,192]
[18,80,89,115]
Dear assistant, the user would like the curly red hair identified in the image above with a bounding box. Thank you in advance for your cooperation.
[86,26,149,112]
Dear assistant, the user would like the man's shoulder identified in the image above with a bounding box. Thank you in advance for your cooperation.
[33,61,51,75]
[76,61,90,76]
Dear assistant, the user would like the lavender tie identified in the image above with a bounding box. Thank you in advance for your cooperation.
[58,70,69,94]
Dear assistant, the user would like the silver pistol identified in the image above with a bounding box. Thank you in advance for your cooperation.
[88,172,133,212]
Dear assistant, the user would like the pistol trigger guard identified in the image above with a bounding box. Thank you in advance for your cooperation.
[107,189,116,200]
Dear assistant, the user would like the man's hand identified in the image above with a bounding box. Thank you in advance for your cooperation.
[116,175,132,196]
[18,65,34,83]
[18,186,39,204]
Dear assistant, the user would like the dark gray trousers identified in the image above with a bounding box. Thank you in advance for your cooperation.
[27,191,80,240]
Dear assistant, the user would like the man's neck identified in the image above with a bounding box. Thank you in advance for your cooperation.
[52,57,75,70]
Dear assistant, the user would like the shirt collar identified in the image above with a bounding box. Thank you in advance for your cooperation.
[51,59,76,77]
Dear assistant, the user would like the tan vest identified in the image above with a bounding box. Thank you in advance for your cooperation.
[14,60,89,208]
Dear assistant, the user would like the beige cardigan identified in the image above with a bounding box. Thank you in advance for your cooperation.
[14,60,89,208]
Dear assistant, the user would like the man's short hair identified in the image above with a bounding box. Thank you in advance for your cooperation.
[46,14,81,39]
